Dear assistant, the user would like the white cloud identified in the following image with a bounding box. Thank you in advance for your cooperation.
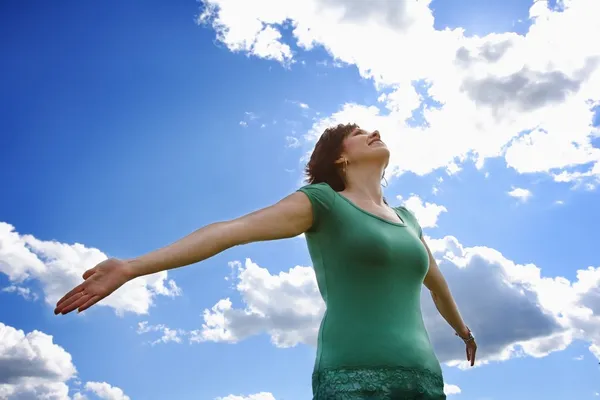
[136,321,184,346]
[507,187,532,202]
[83,381,130,400]
[0,222,181,316]
[2,285,39,301]
[287,100,310,110]
[189,259,324,348]
[251,26,293,63]
[137,236,600,368]
[400,195,448,228]
[443,383,461,396]
[198,0,600,186]
[0,322,74,400]
[0,322,130,400]
[198,3,292,64]
[552,161,600,190]
[0,381,71,400]
[216,392,276,400]
[285,136,301,148]
[239,111,264,128]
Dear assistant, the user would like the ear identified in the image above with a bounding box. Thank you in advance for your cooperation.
[334,156,346,166]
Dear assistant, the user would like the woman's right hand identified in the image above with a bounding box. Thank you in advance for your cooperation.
[54,257,134,315]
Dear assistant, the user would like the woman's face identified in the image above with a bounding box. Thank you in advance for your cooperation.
[340,128,389,166]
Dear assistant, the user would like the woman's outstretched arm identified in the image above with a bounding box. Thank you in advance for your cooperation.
[54,192,313,315]
[126,192,313,278]
[421,237,477,366]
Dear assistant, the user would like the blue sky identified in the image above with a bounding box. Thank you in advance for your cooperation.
[1,1,600,399]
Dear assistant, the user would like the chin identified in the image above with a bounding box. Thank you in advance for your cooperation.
[373,146,390,160]
[365,147,390,166]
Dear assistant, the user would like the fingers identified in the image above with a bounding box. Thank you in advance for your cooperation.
[58,293,93,315]
[55,291,86,314]
[78,295,102,313]
[55,284,86,311]
[54,263,104,315]
[467,348,472,365]
[55,267,98,313]
[55,291,102,315]
[466,344,477,367]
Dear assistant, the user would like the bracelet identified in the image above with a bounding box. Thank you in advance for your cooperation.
[455,326,475,343]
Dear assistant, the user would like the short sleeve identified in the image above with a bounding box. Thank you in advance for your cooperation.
[395,206,423,238]
[297,182,336,232]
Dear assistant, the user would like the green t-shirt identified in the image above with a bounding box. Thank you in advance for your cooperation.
[297,182,443,382]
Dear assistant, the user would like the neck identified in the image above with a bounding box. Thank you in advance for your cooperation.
[344,163,385,204]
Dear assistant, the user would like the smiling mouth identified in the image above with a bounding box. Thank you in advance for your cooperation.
[369,139,384,146]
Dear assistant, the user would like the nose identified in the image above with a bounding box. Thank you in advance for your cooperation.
[370,130,381,141]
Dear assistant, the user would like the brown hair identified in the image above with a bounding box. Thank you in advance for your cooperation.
[304,123,358,192]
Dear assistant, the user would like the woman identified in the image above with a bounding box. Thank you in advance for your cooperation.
[54,123,477,399]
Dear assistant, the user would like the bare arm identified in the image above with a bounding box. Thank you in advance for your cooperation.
[54,191,314,315]
[422,236,477,366]
[421,237,469,337]
[126,191,313,278]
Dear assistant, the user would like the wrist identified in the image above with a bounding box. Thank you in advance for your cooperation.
[456,325,472,340]
[123,258,143,280]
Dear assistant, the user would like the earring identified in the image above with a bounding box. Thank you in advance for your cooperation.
[343,158,348,174]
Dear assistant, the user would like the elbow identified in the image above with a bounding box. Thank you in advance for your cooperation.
[201,220,244,250]
[220,220,248,247]
[429,286,451,303]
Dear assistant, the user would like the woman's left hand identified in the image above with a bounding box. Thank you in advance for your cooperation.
[466,337,477,366]
[457,327,477,366]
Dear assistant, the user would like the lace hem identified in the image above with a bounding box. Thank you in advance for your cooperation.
[312,366,446,400]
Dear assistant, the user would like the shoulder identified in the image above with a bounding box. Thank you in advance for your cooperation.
[297,182,337,205]
[394,205,414,217]
[298,181,334,192]
[296,182,338,231]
